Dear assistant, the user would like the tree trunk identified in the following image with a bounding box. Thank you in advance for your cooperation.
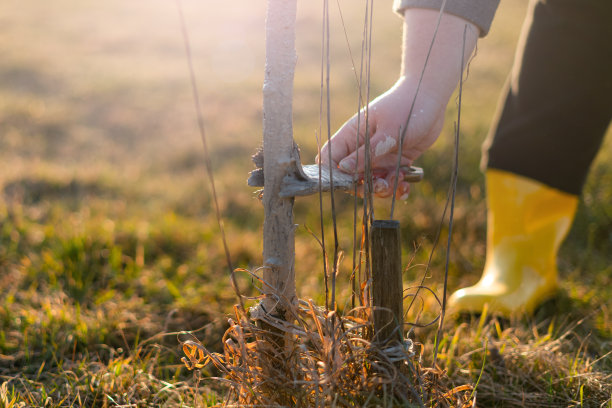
[261,0,298,316]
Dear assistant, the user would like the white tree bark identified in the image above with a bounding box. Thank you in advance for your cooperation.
[261,0,297,315]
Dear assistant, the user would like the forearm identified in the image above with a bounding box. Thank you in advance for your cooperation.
[400,9,478,105]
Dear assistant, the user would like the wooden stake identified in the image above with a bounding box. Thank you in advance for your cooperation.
[371,219,404,344]
[261,0,298,316]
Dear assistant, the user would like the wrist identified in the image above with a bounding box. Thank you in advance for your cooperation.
[391,75,447,111]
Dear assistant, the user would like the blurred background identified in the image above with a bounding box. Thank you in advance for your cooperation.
[0,0,610,404]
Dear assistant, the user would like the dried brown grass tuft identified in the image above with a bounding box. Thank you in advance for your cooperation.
[443,315,612,408]
[182,298,474,407]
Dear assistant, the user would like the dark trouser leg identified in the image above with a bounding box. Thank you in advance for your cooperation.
[482,0,612,195]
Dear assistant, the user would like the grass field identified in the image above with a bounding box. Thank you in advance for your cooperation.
[0,0,610,406]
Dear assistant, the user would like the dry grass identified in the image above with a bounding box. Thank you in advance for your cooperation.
[178,288,611,407]
[181,298,475,407]
[435,308,612,407]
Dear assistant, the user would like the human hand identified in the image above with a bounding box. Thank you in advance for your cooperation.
[318,76,446,198]
[318,9,478,199]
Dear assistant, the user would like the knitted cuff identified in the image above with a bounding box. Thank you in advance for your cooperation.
[393,0,500,37]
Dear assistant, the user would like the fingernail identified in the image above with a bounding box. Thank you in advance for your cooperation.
[339,158,355,172]
[399,183,410,200]
[374,178,388,193]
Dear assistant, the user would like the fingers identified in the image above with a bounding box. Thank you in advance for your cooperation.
[396,181,412,200]
[321,124,418,200]
[355,170,413,199]
[318,113,367,168]
[376,170,411,199]
[338,130,423,174]
[337,131,389,173]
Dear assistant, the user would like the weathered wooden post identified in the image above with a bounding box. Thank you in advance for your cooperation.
[371,219,404,344]
[260,0,298,318]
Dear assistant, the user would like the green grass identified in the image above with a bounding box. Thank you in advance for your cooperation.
[1,0,610,406]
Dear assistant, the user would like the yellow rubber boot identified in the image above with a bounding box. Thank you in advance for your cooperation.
[449,169,578,316]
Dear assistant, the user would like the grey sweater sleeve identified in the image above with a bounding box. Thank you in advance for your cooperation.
[393,0,500,37]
